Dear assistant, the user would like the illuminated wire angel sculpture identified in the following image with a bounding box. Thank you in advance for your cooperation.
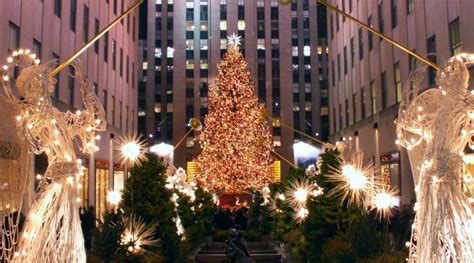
[1,51,105,262]
[397,54,474,262]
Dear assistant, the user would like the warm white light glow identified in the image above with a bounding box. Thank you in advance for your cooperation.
[342,165,368,190]
[120,215,158,254]
[293,141,321,161]
[372,187,399,219]
[295,207,309,222]
[117,134,147,166]
[122,142,141,160]
[327,151,374,206]
[149,142,173,157]
[294,188,308,203]
[106,190,122,206]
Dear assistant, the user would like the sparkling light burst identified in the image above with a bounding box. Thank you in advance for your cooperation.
[286,178,316,210]
[117,134,147,166]
[372,186,399,219]
[327,151,374,206]
[227,33,242,46]
[106,190,122,207]
[120,215,158,255]
[295,207,309,222]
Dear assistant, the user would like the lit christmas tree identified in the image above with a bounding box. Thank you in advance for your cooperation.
[195,34,274,193]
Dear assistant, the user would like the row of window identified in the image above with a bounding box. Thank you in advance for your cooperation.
[331,17,462,87]
[331,0,415,40]
[54,0,135,41]
[333,60,402,132]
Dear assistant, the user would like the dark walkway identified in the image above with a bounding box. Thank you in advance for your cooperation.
[195,241,282,263]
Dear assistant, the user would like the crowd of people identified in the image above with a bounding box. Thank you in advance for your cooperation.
[213,206,249,230]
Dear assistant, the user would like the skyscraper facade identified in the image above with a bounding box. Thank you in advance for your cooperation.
[327,0,474,204]
[0,0,139,215]
[138,0,329,176]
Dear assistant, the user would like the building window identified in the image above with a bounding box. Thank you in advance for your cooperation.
[126,56,129,83]
[343,46,348,75]
[119,101,123,129]
[394,62,402,102]
[200,39,208,50]
[342,0,346,21]
[238,20,245,31]
[104,33,109,62]
[238,5,244,19]
[125,105,129,133]
[201,4,208,20]
[113,0,117,15]
[338,103,342,130]
[120,48,123,77]
[83,5,89,42]
[331,60,335,85]
[54,0,62,17]
[94,18,99,53]
[220,21,227,30]
[352,93,357,122]
[391,0,397,28]
[381,72,387,109]
[406,0,414,14]
[408,51,416,72]
[361,87,366,118]
[427,35,437,85]
[112,95,116,126]
[378,3,384,35]
[337,53,341,80]
[368,16,373,50]
[68,66,75,106]
[133,16,136,41]
[103,90,108,120]
[112,39,116,70]
[345,99,349,127]
[127,14,130,33]
[358,27,364,60]
[33,39,42,60]
[330,15,334,39]
[449,17,461,56]
[271,6,278,20]
[70,0,77,32]
[53,53,60,98]
[370,80,376,115]
[132,63,135,89]
[350,37,355,68]
[273,136,281,147]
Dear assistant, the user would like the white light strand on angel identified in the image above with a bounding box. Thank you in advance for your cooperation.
[1,51,105,262]
[397,54,474,262]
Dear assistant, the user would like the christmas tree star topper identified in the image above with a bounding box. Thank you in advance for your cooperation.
[227,33,242,47]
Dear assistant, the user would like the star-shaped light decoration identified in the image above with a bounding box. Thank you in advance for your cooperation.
[227,33,242,46]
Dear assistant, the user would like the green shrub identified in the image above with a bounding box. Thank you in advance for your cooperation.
[320,235,356,263]
[121,154,181,262]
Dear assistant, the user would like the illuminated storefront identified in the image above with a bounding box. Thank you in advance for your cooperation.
[380,152,401,189]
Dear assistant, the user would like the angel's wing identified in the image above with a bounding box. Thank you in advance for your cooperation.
[0,97,33,261]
